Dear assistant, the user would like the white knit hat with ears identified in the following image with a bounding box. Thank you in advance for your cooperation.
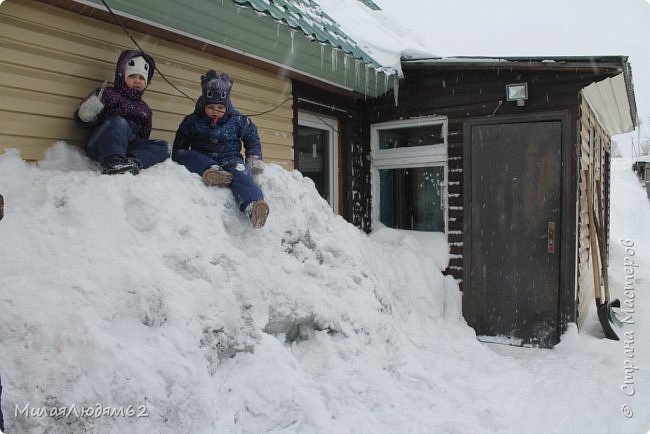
[123,56,150,86]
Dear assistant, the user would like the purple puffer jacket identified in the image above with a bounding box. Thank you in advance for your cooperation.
[75,50,156,141]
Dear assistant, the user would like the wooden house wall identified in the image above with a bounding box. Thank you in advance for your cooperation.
[363,65,617,285]
[291,81,366,228]
[0,0,294,165]
[576,95,611,327]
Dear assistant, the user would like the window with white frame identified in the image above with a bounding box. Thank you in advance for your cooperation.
[296,112,339,211]
[371,117,448,233]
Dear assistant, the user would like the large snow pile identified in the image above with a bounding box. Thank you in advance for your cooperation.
[0,144,648,433]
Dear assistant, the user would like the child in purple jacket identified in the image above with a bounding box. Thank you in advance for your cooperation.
[172,70,269,229]
[74,50,169,175]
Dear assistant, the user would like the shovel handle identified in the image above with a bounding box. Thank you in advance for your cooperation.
[585,172,602,305]
[595,179,612,303]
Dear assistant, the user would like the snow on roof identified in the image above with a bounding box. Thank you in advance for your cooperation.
[311,0,435,75]
[401,55,632,66]
[234,0,421,75]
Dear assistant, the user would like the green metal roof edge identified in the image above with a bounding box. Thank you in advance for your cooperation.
[356,0,381,11]
[75,0,396,97]
[233,0,377,65]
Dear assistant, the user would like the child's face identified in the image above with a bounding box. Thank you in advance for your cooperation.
[125,74,147,91]
[205,104,227,121]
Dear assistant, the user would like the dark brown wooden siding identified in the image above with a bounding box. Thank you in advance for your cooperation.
[363,66,619,282]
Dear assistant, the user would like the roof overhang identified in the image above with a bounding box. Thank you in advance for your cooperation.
[582,73,635,136]
[402,55,630,72]
[35,0,396,98]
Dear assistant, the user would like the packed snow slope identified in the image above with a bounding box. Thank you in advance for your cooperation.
[0,144,648,434]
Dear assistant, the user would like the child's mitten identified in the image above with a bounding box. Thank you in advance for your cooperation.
[78,95,105,122]
[246,156,265,174]
[78,82,107,123]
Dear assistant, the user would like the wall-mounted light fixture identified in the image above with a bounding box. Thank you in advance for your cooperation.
[506,83,528,107]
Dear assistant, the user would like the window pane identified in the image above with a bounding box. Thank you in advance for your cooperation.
[297,126,330,202]
[379,166,445,232]
[378,124,444,150]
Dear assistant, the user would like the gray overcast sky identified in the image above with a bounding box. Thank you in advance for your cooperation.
[375,0,650,142]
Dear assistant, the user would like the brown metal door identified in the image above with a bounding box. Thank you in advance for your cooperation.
[465,120,562,347]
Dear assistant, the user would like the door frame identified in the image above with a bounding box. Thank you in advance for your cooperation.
[296,111,339,211]
[462,111,574,345]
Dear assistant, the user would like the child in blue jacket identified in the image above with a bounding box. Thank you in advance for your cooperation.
[172,70,269,228]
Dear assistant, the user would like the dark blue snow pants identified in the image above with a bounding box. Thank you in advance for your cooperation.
[173,149,263,211]
[85,116,169,169]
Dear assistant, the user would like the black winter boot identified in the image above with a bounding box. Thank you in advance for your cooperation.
[101,156,140,175]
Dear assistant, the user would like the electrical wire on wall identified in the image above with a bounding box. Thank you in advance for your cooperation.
[296,98,348,134]
[98,0,194,102]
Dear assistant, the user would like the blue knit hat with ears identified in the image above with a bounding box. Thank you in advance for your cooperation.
[201,69,233,105]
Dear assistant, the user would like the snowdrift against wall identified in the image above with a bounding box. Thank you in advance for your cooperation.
[0,143,463,433]
[2,144,648,433]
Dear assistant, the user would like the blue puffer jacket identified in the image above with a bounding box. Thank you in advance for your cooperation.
[172,97,262,164]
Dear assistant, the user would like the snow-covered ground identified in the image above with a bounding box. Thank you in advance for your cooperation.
[0,143,648,433]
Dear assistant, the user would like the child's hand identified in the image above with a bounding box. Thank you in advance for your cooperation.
[78,95,105,122]
[78,82,107,122]
[246,156,265,174]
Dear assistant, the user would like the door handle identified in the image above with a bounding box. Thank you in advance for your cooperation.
[547,221,556,254]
